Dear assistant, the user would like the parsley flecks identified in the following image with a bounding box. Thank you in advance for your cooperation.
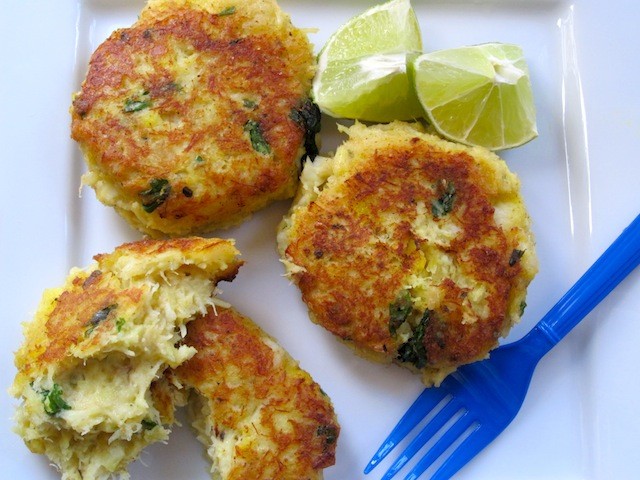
[123,97,151,113]
[317,425,338,445]
[141,419,158,430]
[519,301,527,316]
[139,178,171,213]
[290,98,322,162]
[218,6,236,16]
[243,98,257,109]
[389,289,413,335]
[431,180,456,218]
[85,304,117,337]
[116,317,126,332]
[41,383,71,416]
[396,309,432,369]
[509,249,525,266]
[244,120,271,155]
[195,155,205,163]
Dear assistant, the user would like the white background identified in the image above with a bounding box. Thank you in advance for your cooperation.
[1,1,639,479]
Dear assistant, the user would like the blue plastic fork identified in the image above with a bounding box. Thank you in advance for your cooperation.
[365,213,640,480]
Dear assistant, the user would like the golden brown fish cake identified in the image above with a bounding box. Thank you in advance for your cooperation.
[11,237,242,480]
[71,0,318,237]
[173,306,339,480]
[278,121,538,386]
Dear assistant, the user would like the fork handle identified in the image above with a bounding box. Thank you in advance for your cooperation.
[536,213,640,351]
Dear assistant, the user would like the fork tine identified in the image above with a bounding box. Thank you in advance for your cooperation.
[402,411,477,480]
[364,388,446,473]
[429,423,502,480]
[380,397,462,480]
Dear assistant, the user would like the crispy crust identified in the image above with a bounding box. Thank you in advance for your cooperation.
[279,121,538,385]
[71,0,315,236]
[13,237,242,383]
[174,306,339,479]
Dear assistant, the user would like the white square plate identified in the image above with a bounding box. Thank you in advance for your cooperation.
[2,1,639,479]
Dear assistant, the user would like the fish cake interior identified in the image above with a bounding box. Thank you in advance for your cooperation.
[11,237,242,480]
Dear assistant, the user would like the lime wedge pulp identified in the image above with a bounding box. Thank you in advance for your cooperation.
[313,0,423,122]
[412,43,538,150]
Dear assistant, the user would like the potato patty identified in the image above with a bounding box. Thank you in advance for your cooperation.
[278,122,538,386]
[173,306,339,479]
[10,237,242,479]
[71,0,317,237]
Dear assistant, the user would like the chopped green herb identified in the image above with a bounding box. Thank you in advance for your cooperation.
[316,425,338,445]
[195,155,205,163]
[41,383,71,416]
[290,98,322,162]
[431,180,456,217]
[519,301,527,316]
[139,178,171,213]
[509,249,525,266]
[116,317,126,332]
[389,289,413,335]
[218,6,236,16]
[123,97,151,113]
[244,120,271,155]
[85,304,117,337]
[141,419,158,430]
[397,309,432,369]
[243,98,257,109]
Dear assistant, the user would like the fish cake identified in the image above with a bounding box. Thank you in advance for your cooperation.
[278,121,538,386]
[10,237,242,479]
[173,306,339,480]
[71,0,318,237]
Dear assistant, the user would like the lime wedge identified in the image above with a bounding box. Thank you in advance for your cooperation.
[313,0,423,122]
[412,43,538,150]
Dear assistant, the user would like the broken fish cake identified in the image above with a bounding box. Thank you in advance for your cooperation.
[10,237,242,480]
[173,306,339,480]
